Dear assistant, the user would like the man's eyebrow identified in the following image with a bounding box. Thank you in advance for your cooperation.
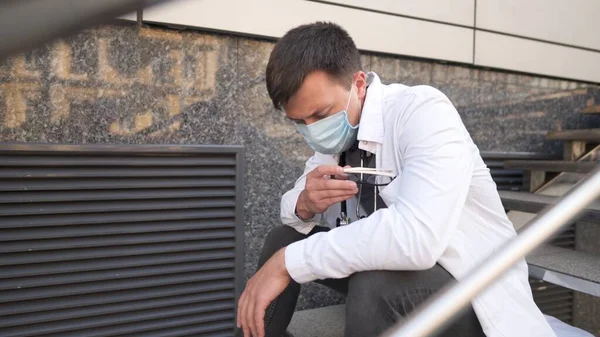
[287,109,322,123]
[287,115,303,123]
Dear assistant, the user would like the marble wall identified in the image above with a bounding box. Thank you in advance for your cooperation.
[1,23,599,311]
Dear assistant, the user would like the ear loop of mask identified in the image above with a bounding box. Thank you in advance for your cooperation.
[344,82,354,113]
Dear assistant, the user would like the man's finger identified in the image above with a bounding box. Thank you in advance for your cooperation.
[312,165,344,177]
[321,178,357,191]
[247,295,257,337]
[237,291,245,328]
[323,194,357,205]
[333,174,348,180]
[255,299,267,337]
[314,188,358,201]
[241,289,251,337]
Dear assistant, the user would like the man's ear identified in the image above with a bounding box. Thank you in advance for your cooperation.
[354,71,368,101]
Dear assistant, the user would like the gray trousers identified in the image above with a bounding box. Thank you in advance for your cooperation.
[253,225,486,337]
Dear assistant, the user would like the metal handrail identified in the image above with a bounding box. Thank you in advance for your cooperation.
[381,166,600,337]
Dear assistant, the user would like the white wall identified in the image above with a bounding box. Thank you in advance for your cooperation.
[142,0,600,83]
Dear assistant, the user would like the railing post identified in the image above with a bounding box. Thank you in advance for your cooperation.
[381,167,600,337]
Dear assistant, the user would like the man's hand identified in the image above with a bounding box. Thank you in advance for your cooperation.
[237,248,291,337]
[296,165,358,219]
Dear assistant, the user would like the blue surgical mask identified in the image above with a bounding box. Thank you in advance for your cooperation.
[295,84,358,154]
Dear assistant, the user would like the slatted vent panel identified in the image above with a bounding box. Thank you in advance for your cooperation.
[530,279,574,323]
[549,226,576,249]
[0,144,244,337]
[482,159,524,191]
[481,150,575,324]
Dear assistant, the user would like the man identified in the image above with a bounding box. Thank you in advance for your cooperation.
[237,22,555,337]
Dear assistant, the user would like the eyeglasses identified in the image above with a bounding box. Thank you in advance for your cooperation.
[343,167,395,186]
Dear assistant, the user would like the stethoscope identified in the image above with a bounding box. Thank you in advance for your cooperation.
[336,149,378,226]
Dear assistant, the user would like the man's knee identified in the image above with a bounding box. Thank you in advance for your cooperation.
[344,268,463,337]
[348,268,450,313]
[259,226,306,267]
[345,271,437,332]
[264,225,305,249]
[347,271,414,317]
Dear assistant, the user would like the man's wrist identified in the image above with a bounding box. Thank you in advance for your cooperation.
[275,247,290,277]
[284,240,316,283]
[295,191,315,221]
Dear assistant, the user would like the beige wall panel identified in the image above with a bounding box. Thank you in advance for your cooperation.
[315,0,474,26]
[143,0,474,63]
[477,0,600,50]
[475,31,600,83]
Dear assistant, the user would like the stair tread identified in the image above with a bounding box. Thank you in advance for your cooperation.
[546,129,600,142]
[288,304,592,337]
[528,245,600,284]
[503,160,598,173]
[480,151,559,161]
[581,104,600,114]
[288,305,345,337]
[499,191,600,222]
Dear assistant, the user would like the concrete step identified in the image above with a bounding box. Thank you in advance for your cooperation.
[498,190,600,222]
[581,104,600,114]
[288,305,344,337]
[546,129,600,142]
[503,160,598,173]
[528,245,600,297]
[287,304,595,337]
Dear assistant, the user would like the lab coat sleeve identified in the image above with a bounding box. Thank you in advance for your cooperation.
[285,90,474,283]
[280,152,339,235]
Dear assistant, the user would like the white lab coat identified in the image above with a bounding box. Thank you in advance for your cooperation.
[282,72,556,337]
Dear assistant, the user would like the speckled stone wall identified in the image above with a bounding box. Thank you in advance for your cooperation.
[1,23,599,313]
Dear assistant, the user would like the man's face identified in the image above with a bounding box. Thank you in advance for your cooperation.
[283,70,367,127]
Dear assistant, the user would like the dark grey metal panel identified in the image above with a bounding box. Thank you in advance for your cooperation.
[0,143,244,337]
[481,153,525,191]
[0,208,237,228]
[0,177,238,192]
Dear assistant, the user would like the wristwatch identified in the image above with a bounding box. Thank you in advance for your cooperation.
[295,209,314,222]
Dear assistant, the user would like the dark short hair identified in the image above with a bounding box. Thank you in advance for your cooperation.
[266,22,362,110]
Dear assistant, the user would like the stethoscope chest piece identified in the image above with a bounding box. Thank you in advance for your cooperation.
[336,212,351,227]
